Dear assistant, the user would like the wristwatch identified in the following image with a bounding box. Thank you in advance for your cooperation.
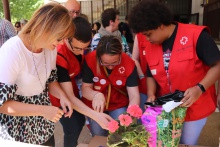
[139,75,145,79]
[197,83,205,93]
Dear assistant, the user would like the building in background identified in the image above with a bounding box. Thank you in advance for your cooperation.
[43,0,220,41]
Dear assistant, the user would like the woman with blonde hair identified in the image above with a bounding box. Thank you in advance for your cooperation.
[0,2,74,146]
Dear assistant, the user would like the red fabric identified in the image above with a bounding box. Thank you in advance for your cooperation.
[137,33,148,94]
[145,23,216,121]
[50,43,82,107]
[82,51,135,111]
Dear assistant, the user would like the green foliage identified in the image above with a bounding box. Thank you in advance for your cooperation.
[107,118,149,147]
[0,0,43,24]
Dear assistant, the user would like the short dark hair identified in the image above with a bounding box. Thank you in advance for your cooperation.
[128,1,173,33]
[95,22,101,30]
[15,21,21,27]
[101,8,120,28]
[73,16,92,43]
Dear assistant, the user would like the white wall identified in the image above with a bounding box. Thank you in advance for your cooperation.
[191,0,204,25]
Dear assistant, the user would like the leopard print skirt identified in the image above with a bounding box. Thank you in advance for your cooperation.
[0,70,58,144]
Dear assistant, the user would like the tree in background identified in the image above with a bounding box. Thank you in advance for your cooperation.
[0,0,43,24]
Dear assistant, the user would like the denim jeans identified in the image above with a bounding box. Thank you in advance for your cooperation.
[60,110,85,147]
[180,117,207,145]
[140,93,148,113]
[88,107,127,137]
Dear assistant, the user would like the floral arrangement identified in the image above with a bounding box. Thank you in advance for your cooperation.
[107,105,149,147]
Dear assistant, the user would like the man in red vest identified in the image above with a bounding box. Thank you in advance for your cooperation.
[129,1,220,145]
[50,17,112,147]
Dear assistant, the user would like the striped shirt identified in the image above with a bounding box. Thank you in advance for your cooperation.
[0,18,16,48]
[91,33,131,57]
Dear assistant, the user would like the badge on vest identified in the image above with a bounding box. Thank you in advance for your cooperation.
[151,69,157,75]
[100,79,106,85]
[94,86,101,90]
[69,73,75,77]
[93,77,99,82]
[116,80,122,85]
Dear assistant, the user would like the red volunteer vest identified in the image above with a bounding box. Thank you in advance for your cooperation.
[146,23,216,121]
[137,33,148,94]
[50,43,82,107]
[82,51,135,111]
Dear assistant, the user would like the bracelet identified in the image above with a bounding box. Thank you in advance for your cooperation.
[139,75,145,79]
[93,92,101,99]
[196,83,205,93]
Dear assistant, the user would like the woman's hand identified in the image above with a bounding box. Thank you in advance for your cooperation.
[92,92,106,113]
[92,112,113,130]
[181,86,202,107]
[147,95,156,102]
[60,96,73,118]
[41,106,64,123]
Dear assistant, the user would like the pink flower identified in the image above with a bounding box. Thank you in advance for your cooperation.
[119,114,132,127]
[127,105,142,118]
[107,120,119,133]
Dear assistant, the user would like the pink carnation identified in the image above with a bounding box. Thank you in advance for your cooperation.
[119,114,132,127]
[127,105,142,118]
[107,120,119,133]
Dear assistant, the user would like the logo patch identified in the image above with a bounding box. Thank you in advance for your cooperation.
[180,36,188,45]
[118,66,125,74]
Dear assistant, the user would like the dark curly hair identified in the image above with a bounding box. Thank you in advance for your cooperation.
[101,8,120,28]
[128,1,173,33]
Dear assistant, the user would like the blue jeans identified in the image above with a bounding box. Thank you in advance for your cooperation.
[180,117,207,145]
[140,93,148,113]
[60,110,85,147]
[88,107,127,137]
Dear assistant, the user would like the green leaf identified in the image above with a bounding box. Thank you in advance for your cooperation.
[1,0,43,24]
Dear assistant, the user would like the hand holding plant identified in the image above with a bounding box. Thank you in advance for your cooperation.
[107,105,149,147]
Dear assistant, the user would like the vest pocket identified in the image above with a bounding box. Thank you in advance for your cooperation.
[177,51,193,62]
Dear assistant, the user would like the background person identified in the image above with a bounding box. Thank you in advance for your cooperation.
[122,15,134,53]
[90,8,131,56]
[0,2,73,146]
[65,0,81,18]
[82,36,140,136]
[129,1,220,145]
[14,21,21,34]
[20,18,28,29]
[92,22,101,36]
[0,18,16,47]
